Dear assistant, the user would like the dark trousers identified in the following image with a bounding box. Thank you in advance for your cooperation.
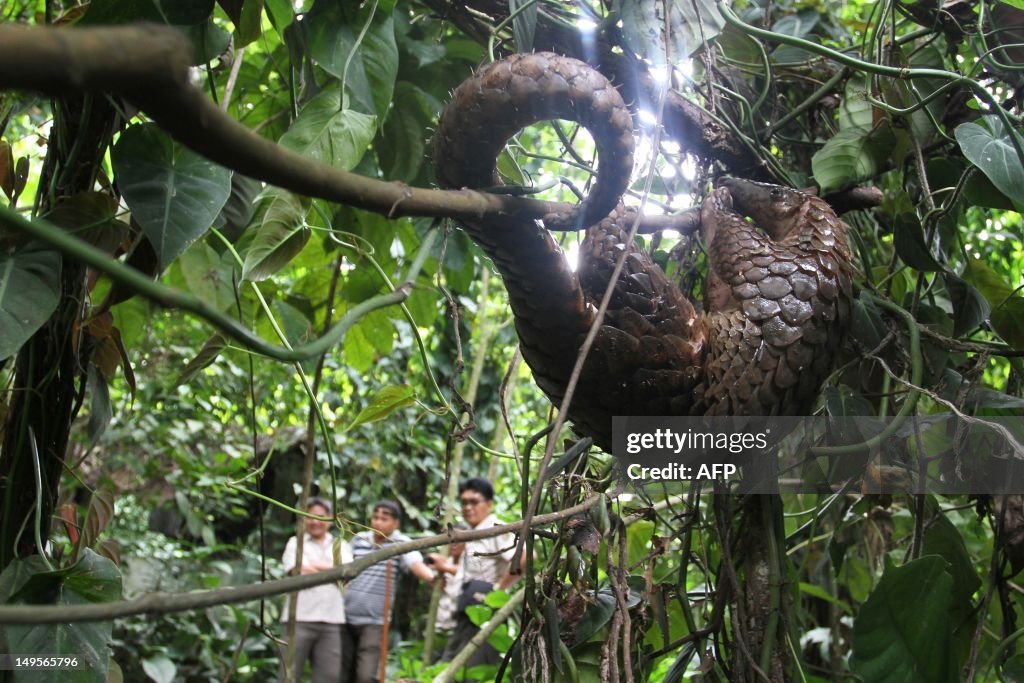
[440,612,501,669]
[278,621,342,683]
[340,623,384,683]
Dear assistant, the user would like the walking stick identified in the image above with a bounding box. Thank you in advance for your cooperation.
[378,559,393,682]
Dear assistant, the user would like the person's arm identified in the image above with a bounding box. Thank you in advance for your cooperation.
[426,553,459,575]
[409,560,439,582]
[284,536,334,574]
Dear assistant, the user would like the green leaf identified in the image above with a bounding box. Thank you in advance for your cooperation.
[357,309,395,356]
[278,88,376,171]
[944,274,990,337]
[962,257,1014,303]
[571,589,617,645]
[181,19,231,65]
[304,1,399,119]
[172,333,227,388]
[405,284,439,327]
[961,258,1024,350]
[75,487,117,563]
[86,365,112,449]
[893,214,944,272]
[241,190,310,282]
[378,83,432,182]
[626,520,655,567]
[998,0,1024,9]
[812,125,895,194]
[141,654,176,683]
[922,514,981,608]
[345,384,415,431]
[0,550,121,683]
[484,590,511,609]
[111,123,232,268]
[0,244,60,361]
[236,0,264,46]
[772,11,820,39]
[265,0,294,28]
[955,115,1024,205]
[257,299,314,350]
[849,295,888,350]
[992,297,1024,351]
[617,0,724,61]
[42,192,128,253]
[839,78,875,131]
[179,242,238,311]
[509,0,538,51]
[851,556,957,683]
[799,582,853,614]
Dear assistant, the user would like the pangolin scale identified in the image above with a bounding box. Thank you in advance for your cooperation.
[434,53,853,448]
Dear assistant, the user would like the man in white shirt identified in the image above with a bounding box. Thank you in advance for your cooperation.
[436,478,523,668]
[280,497,351,683]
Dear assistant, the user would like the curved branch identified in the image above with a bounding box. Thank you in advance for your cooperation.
[0,205,438,362]
[0,24,688,233]
[0,496,599,625]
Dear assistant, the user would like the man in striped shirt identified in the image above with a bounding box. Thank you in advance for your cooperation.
[340,501,437,683]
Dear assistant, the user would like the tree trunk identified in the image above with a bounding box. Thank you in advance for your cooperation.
[0,94,119,570]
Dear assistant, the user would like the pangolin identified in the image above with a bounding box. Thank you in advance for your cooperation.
[434,53,853,448]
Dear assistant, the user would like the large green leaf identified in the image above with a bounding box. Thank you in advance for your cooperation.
[851,556,957,683]
[178,241,238,311]
[0,550,122,683]
[141,654,177,683]
[962,258,1024,349]
[241,190,310,282]
[812,125,895,194]
[893,214,944,272]
[111,123,232,269]
[840,78,875,131]
[617,0,724,60]
[377,82,432,183]
[304,0,399,119]
[0,244,60,361]
[42,192,129,254]
[278,88,376,171]
[955,115,1024,205]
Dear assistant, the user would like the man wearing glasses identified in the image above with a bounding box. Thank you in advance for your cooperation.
[436,477,523,667]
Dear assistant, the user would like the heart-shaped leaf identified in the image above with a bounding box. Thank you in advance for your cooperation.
[851,556,958,683]
[812,125,895,194]
[0,550,121,683]
[955,115,1024,205]
[278,88,376,171]
[0,244,60,361]
[112,123,232,269]
[240,190,310,282]
[944,273,991,337]
[304,1,398,119]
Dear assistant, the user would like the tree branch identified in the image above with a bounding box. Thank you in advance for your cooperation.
[0,495,599,625]
[0,24,701,233]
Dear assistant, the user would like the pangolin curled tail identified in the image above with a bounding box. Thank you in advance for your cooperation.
[435,53,853,450]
